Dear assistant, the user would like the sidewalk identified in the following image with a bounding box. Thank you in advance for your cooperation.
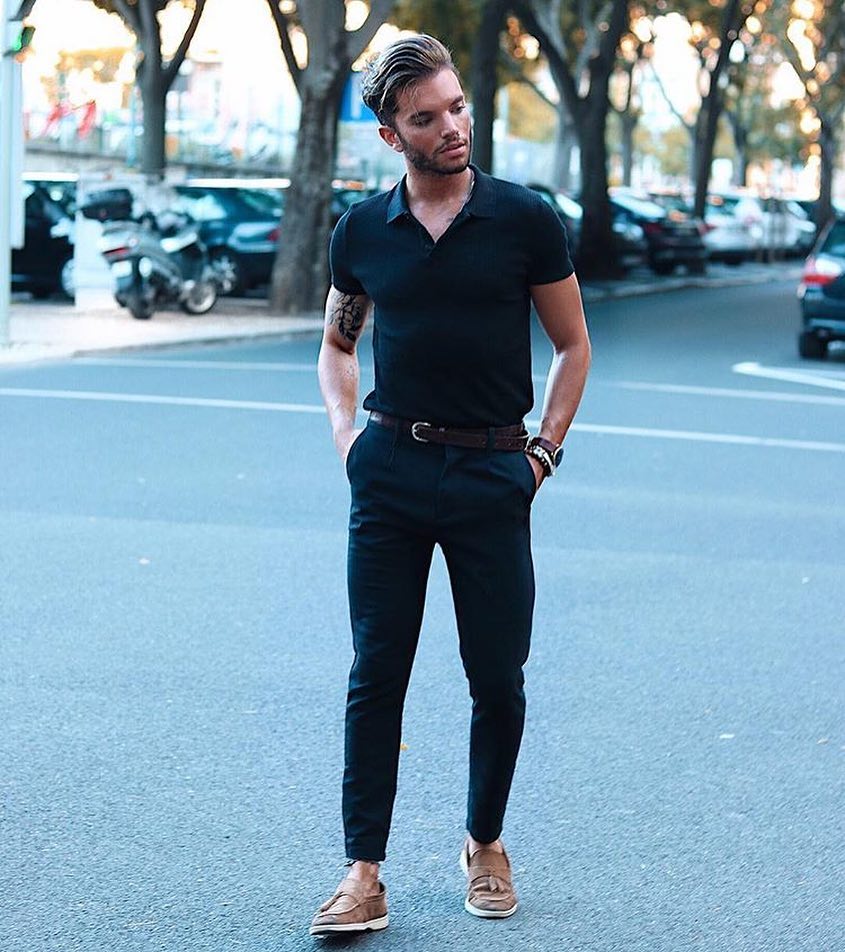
[0,297,324,367]
[0,261,802,367]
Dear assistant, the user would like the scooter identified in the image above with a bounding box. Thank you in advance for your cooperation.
[96,211,219,320]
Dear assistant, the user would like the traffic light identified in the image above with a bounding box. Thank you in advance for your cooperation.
[8,24,35,57]
[9,26,35,56]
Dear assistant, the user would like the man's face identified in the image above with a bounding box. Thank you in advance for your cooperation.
[381,67,472,175]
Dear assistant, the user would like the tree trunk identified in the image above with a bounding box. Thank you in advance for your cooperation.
[727,112,748,187]
[269,77,345,313]
[578,90,620,279]
[139,72,167,179]
[553,108,575,191]
[470,0,509,173]
[692,0,746,219]
[817,116,836,230]
[693,94,720,218]
[620,111,637,187]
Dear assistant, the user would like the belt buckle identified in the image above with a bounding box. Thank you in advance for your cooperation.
[411,421,432,443]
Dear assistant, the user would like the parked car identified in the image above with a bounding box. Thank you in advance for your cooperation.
[12,177,76,298]
[797,216,845,359]
[610,190,707,275]
[700,194,761,265]
[172,177,375,294]
[774,198,817,256]
[527,184,648,271]
[171,179,286,294]
[709,192,816,258]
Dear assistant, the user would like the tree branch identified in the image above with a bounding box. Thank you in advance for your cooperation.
[648,59,693,131]
[347,0,396,60]
[109,0,141,34]
[164,0,207,89]
[264,0,302,92]
[499,53,558,110]
[511,0,582,123]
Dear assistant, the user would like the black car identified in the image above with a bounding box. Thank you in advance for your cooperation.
[610,191,707,275]
[527,183,648,271]
[797,216,845,359]
[12,178,76,298]
[172,180,285,295]
[171,178,375,295]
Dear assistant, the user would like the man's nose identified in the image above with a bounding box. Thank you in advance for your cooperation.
[441,113,460,137]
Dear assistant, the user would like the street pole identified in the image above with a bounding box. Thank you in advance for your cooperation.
[0,0,26,348]
[0,0,13,346]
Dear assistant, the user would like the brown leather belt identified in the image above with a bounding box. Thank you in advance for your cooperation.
[369,411,528,451]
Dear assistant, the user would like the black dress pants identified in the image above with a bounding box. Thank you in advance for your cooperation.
[343,419,536,862]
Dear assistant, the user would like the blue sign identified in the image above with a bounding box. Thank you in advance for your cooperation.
[340,72,378,124]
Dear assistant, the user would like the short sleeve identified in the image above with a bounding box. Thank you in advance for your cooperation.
[526,198,574,285]
[329,210,366,296]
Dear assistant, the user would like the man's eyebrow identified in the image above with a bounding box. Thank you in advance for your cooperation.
[408,97,466,120]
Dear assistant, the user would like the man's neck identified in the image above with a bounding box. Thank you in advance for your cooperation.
[404,166,473,206]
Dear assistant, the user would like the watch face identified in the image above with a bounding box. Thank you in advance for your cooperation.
[553,446,564,467]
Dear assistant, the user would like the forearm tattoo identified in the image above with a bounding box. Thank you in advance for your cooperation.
[330,294,366,343]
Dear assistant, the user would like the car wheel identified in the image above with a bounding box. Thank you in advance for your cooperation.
[30,286,53,300]
[209,250,244,296]
[798,331,827,359]
[651,261,674,276]
[60,257,75,299]
[687,260,707,275]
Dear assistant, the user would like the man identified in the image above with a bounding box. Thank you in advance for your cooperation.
[312,34,590,935]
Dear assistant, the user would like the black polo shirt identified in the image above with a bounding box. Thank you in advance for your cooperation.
[329,166,573,428]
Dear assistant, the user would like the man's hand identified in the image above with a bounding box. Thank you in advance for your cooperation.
[336,427,364,463]
[526,453,545,492]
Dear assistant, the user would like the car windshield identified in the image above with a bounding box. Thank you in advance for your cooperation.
[708,195,742,214]
[612,194,666,218]
[237,188,284,216]
[821,221,845,257]
[785,200,809,220]
[555,194,582,219]
[174,190,229,221]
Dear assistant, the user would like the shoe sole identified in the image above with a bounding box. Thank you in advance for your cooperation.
[459,848,518,919]
[309,914,389,935]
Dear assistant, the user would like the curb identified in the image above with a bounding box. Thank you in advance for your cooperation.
[581,267,802,303]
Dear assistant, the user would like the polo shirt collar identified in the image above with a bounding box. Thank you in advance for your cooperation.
[386,164,496,223]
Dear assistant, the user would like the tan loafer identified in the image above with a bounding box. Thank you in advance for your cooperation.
[459,840,518,919]
[309,877,389,935]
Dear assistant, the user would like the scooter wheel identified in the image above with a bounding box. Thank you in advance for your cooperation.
[181,280,217,315]
[127,292,154,320]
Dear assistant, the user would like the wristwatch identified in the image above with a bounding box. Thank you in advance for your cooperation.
[524,436,564,477]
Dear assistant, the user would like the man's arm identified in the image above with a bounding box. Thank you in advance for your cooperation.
[317,285,373,461]
[528,272,592,481]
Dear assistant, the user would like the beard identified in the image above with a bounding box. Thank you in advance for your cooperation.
[397,125,473,175]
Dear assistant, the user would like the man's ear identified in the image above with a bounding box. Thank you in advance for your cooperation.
[378,124,403,154]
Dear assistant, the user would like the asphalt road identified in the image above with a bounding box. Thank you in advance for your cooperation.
[2,279,844,952]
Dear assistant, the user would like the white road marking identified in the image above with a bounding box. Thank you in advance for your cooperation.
[73,357,319,373]
[2,386,843,453]
[563,421,845,454]
[733,361,845,392]
[0,387,325,414]
[614,381,845,408]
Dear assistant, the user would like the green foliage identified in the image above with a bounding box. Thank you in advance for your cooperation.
[390,0,480,78]
[505,81,555,141]
[650,123,691,178]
